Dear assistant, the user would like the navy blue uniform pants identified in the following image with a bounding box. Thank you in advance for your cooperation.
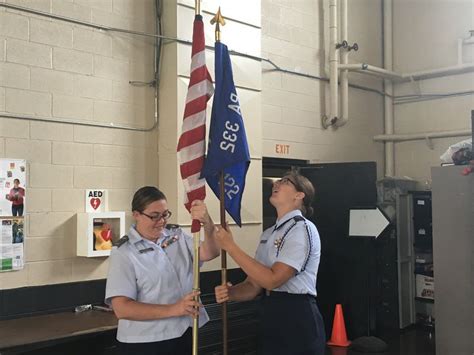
[259,291,326,355]
[118,327,192,355]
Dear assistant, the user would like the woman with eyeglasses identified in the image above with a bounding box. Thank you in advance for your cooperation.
[214,171,325,355]
[105,186,220,355]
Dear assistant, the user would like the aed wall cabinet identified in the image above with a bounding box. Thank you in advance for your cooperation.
[76,212,126,257]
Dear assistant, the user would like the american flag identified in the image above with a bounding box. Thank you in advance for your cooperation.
[177,14,214,233]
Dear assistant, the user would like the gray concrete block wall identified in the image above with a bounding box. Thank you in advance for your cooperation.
[0,0,157,289]
[261,0,384,178]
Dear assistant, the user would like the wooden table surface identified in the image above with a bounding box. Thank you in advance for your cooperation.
[0,310,118,350]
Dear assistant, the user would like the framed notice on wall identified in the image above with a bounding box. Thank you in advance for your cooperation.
[0,217,24,271]
[0,159,26,272]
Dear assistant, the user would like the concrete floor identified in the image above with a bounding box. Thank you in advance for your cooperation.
[326,328,435,355]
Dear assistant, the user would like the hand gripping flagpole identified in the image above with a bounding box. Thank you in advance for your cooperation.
[210,8,228,355]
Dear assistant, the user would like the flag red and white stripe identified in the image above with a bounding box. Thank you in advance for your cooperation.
[177,15,213,231]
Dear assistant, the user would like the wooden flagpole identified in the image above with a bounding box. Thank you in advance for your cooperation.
[211,8,228,355]
[192,4,201,355]
[219,171,228,355]
[192,225,200,355]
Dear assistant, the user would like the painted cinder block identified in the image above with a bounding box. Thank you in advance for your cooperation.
[31,68,74,95]
[6,88,52,117]
[27,260,73,286]
[0,62,30,90]
[51,0,91,22]
[28,211,75,237]
[26,188,52,213]
[53,47,93,75]
[30,18,73,48]
[73,74,112,100]
[7,39,52,69]
[93,55,129,80]
[73,28,112,56]
[29,163,73,188]
[0,117,29,139]
[52,141,93,166]
[52,189,85,212]
[52,94,93,120]
[5,138,52,164]
[0,12,28,40]
[30,121,73,141]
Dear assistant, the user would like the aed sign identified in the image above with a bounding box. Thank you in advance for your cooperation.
[275,144,290,155]
[85,189,107,213]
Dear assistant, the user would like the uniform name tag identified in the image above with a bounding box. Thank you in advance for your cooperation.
[260,239,268,244]
[139,247,154,254]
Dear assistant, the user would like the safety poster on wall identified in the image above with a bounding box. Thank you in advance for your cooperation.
[0,218,24,271]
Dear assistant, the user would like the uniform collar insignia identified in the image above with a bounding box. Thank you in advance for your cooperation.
[161,234,179,249]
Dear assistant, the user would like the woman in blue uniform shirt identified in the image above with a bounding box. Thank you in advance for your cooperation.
[214,171,325,355]
[105,186,220,355]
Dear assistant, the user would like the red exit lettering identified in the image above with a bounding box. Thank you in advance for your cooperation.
[275,144,290,155]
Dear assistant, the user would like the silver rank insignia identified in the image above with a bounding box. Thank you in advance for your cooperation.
[274,237,283,249]
[161,235,179,249]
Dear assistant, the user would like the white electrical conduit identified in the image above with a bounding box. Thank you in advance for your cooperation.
[324,0,339,128]
[383,0,394,176]
[335,0,349,128]
[403,63,474,81]
[374,129,471,142]
[339,64,403,80]
[339,63,474,82]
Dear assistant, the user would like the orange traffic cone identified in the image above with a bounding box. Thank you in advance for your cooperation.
[327,304,351,347]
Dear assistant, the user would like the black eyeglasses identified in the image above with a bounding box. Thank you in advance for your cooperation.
[140,210,172,222]
[275,177,297,188]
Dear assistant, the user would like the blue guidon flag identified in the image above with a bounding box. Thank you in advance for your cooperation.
[201,41,250,226]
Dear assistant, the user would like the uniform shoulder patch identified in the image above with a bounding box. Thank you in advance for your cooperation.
[293,215,305,223]
[113,235,129,248]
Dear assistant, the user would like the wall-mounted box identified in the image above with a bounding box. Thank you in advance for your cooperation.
[76,212,125,257]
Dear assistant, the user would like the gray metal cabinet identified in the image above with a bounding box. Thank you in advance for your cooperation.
[432,166,474,354]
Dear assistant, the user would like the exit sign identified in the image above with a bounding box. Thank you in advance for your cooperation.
[275,144,290,155]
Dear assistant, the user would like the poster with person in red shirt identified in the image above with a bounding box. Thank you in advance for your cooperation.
[7,179,25,217]
[1,159,26,217]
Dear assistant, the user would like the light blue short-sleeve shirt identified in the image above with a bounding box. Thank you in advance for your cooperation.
[105,225,209,343]
[255,210,321,296]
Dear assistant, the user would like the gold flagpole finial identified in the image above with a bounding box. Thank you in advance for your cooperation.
[210,7,225,42]
[195,0,200,15]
